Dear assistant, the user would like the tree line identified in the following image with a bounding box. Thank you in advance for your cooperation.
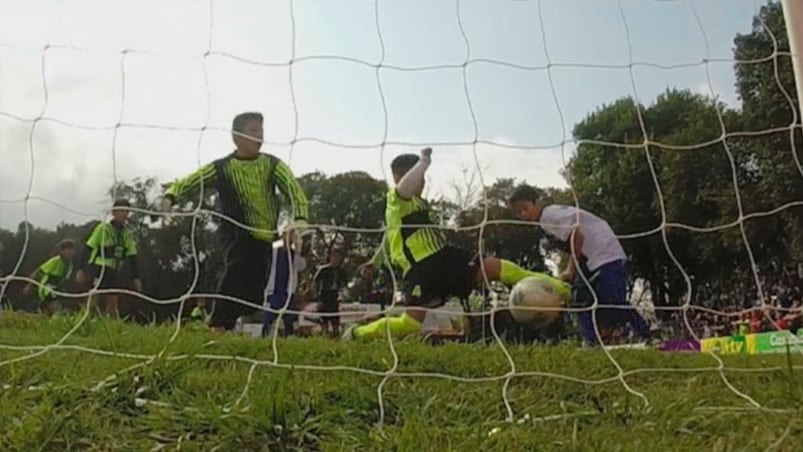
[0,2,800,319]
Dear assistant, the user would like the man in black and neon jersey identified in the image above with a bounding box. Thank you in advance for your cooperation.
[345,148,570,339]
[75,199,142,317]
[160,112,309,330]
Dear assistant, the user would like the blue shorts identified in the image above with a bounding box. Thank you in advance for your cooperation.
[572,260,649,343]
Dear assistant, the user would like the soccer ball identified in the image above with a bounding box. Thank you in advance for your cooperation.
[507,275,566,326]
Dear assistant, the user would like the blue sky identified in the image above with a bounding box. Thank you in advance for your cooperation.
[0,0,764,230]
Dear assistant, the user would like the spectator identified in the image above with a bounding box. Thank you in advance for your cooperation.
[313,249,348,337]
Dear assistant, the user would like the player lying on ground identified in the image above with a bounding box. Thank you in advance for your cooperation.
[344,148,570,340]
[508,185,651,344]
[75,199,142,317]
[22,239,76,316]
[262,225,308,338]
[159,112,309,331]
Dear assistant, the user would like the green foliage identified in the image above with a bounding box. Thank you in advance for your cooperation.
[563,1,803,306]
[733,1,803,261]
[0,312,801,450]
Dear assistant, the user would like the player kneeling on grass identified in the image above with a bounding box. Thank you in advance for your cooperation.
[508,185,651,345]
[343,148,569,340]
[22,239,76,316]
[75,199,142,317]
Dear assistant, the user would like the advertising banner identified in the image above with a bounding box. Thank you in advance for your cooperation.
[699,334,752,354]
[751,330,803,354]
[659,339,700,352]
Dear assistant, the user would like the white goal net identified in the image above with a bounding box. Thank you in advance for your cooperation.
[0,0,802,449]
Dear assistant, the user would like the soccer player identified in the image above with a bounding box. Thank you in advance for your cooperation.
[343,148,569,340]
[23,239,76,316]
[75,199,142,317]
[313,249,348,337]
[508,184,651,344]
[262,227,308,337]
[160,112,309,330]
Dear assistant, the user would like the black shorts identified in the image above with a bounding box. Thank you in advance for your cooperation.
[91,265,120,290]
[403,246,476,309]
[318,296,340,325]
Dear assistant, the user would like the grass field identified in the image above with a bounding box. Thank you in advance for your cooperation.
[1,312,802,451]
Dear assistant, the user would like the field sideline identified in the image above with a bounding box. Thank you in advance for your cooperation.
[1,312,801,451]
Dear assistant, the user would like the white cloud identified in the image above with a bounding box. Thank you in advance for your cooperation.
[0,0,756,231]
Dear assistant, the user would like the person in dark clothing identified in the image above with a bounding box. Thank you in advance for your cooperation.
[313,250,348,337]
[160,112,309,330]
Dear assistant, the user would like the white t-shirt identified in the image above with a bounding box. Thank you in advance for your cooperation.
[539,205,626,271]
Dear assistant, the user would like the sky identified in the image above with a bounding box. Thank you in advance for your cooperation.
[0,0,766,231]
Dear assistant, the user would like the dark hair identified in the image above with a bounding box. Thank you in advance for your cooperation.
[112,199,131,208]
[508,184,540,205]
[55,239,75,252]
[232,112,263,133]
[390,154,419,177]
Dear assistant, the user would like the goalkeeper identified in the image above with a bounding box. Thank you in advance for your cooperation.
[159,112,309,330]
[508,184,651,344]
[344,148,569,340]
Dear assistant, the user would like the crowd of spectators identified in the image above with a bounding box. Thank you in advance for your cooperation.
[665,264,802,340]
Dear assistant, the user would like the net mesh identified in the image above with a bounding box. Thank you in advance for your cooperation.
[0,0,802,433]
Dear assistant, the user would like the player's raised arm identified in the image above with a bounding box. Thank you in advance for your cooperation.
[396,147,431,199]
[273,159,309,222]
[163,163,217,206]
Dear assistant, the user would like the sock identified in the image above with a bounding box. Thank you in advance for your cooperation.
[499,259,571,300]
[353,313,422,339]
[499,259,539,286]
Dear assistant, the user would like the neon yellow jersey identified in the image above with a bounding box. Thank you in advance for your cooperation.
[385,188,445,275]
[33,256,72,301]
[85,221,137,269]
[165,153,308,243]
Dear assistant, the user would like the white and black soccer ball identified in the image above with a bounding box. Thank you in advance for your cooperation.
[507,275,565,326]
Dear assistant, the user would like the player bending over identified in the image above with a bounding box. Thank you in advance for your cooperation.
[344,148,569,340]
[23,239,76,316]
[160,112,309,331]
[75,200,142,317]
[508,185,651,344]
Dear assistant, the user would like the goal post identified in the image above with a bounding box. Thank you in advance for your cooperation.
[781,0,803,118]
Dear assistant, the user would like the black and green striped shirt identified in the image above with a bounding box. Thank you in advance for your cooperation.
[385,189,445,275]
[165,153,308,243]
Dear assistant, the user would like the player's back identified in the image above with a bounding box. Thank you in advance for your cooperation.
[384,188,446,275]
[540,205,625,271]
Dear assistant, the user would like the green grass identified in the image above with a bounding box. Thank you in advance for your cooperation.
[1,312,802,451]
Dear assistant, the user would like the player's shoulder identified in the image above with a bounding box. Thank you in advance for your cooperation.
[40,255,62,271]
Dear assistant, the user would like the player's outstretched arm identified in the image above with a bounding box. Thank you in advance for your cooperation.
[396,147,431,199]
[163,163,217,207]
[559,229,583,282]
[273,159,309,222]
[366,231,390,271]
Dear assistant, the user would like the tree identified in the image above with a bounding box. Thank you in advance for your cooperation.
[297,171,387,259]
[733,1,803,261]
[567,89,749,306]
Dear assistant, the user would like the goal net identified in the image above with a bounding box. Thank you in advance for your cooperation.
[0,0,802,449]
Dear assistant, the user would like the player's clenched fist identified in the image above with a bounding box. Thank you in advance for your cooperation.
[420,147,432,160]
